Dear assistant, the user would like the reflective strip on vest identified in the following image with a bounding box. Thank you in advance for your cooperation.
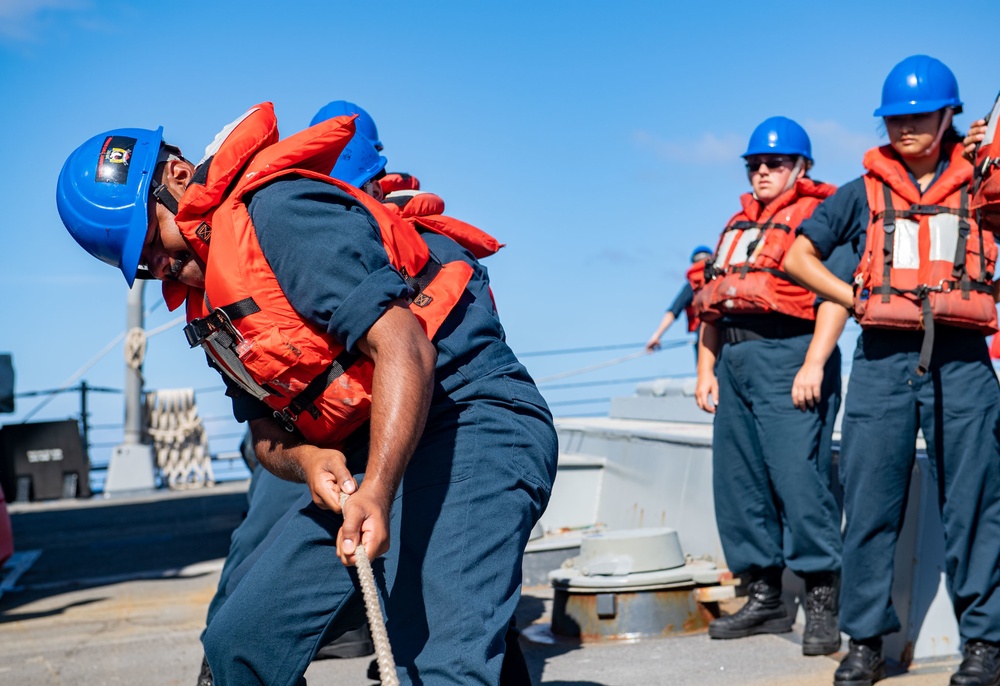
[891,213,963,268]
[204,335,273,403]
[727,228,761,265]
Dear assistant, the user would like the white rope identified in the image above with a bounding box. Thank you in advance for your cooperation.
[124,327,147,370]
[145,388,215,490]
[340,492,398,686]
[145,315,185,338]
[535,349,647,384]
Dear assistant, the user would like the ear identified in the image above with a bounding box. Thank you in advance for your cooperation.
[164,158,196,194]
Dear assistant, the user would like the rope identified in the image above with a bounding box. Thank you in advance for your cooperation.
[124,327,147,370]
[340,492,398,686]
[145,388,215,490]
[535,350,646,384]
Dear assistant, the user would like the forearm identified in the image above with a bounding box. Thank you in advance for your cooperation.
[357,303,437,505]
[803,302,850,367]
[697,321,720,376]
[651,312,676,338]
[249,417,319,482]
[784,235,853,308]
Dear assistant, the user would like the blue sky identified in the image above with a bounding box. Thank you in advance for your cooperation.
[3,0,999,469]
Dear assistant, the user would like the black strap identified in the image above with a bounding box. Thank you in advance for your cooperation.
[152,183,179,215]
[726,220,793,233]
[275,350,360,430]
[953,188,970,281]
[917,294,934,376]
[874,204,969,220]
[400,254,442,297]
[218,298,261,322]
[881,184,895,304]
[182,298,261,348]
[739,220,775,279]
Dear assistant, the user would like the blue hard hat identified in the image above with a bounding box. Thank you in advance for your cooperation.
[743,116,812,161]
[311,100,382,151]
[874,55,962,117]
[330,131,388,188]
[690,245,713,262]
[56,127,164,287]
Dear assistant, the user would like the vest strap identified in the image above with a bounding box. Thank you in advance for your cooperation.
[400,253,442,300]
[881,184,895,304]
[917,295,935,376]
[274,349,361,432]
[739,219,777,279]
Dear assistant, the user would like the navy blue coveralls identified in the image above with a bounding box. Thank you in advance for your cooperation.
[200,179,558,686]
[712,306,843,581]
[799,162,1000,643]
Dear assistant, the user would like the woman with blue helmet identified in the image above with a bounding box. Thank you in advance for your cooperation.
[786,55,1000,686]
[693,116,846,657]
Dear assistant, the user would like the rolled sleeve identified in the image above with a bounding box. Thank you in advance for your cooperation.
[797,177,869,260]
[667,283,693,317]
[327,264,410,352]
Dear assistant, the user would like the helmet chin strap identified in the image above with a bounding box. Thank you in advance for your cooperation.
[783,157,806,192]
[919,108,954,157]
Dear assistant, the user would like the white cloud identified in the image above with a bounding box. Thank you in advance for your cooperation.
[803,118,882,163]
[632,129,745,166]
[588,248,637,266]
[634,119,883,171]
[0,0,87,42]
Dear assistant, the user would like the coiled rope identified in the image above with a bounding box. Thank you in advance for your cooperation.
[340,492,398,686]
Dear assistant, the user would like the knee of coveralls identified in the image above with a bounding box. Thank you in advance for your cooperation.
[388,370,557,685]
[712,335,843,577]
[203,498,371,686]
[915,331,1000,642]
[204,467,309,629]
[838,330,925,639]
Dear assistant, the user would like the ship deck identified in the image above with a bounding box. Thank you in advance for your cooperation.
[0,481,955,685]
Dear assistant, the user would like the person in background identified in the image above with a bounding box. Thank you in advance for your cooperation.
[645,245,713,353]
[694,116,845,658]
[785,55,1000,686]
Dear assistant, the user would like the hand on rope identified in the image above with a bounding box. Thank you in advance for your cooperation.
[339,491,399,686]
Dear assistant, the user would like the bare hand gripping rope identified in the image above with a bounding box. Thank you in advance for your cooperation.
[340,492,398,686]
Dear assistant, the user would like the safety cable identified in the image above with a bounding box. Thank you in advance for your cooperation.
[518,337,693,358]
[535,350,646,384]
[18,316,185,424]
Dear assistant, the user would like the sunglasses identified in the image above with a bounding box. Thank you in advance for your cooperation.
[744,156,792,172]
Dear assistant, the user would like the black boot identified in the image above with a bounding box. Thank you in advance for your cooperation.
[834,638,886,686]
[196,655,213,686]
[314,623,375,660]
[802,572,841,656]
[951,640,1000,686]
[709,570,792,639]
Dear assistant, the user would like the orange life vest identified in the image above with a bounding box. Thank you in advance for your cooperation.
[694,178,836,322]
[382,188,505,259]
[684,259,707,332]
[170,103,496,447]
[973,90,1000,234]
[853,143,997,373]
[380,172,421,195]
[852,143,997,332]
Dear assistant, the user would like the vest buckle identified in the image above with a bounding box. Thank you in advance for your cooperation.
[274,408,298,433]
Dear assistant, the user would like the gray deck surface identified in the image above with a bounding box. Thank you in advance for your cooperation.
[0,483,957,685]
